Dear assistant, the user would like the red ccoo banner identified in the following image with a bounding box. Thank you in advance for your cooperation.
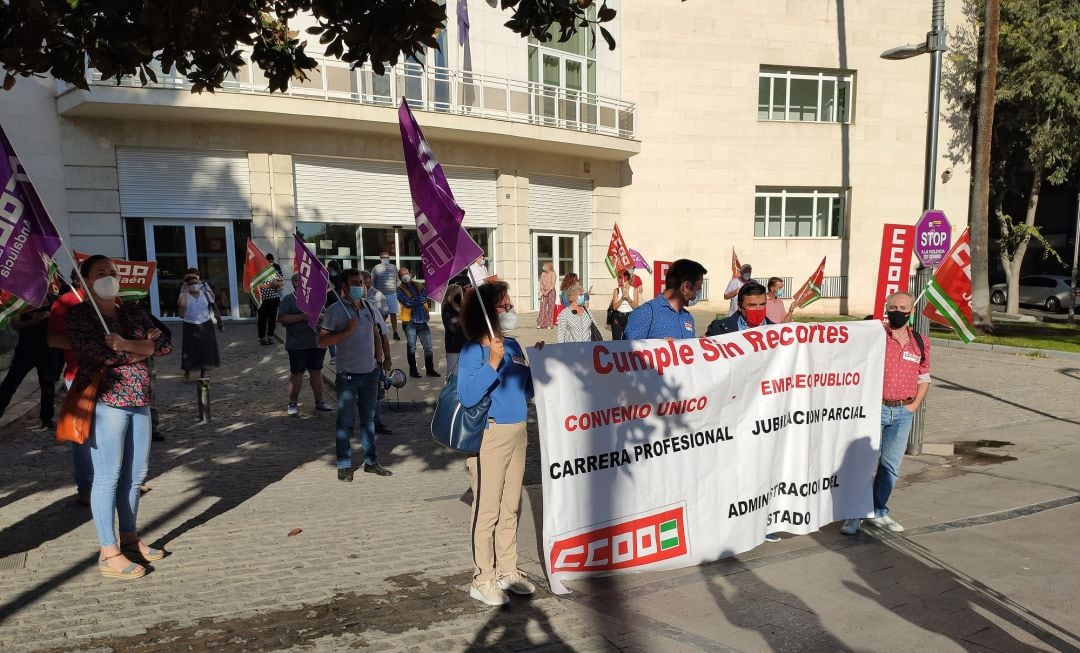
[654,260,671,299]
[872,224,916,319]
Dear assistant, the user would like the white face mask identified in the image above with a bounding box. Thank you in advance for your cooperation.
[380,257,389,265]
[93,276,120,300]
[401,274,412,284]
[498,310,519,332]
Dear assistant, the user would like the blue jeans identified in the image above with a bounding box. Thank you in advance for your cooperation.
[89,403,152,547]
[873,405,915,517]
[403,322,432,355]
[335,370,379,468]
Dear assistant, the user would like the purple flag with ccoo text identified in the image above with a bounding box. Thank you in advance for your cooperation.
[0,125,64,305]
[293,234,330,330]
[398,100,483,302]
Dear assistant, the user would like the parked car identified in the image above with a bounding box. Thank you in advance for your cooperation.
[990,274,1079,313]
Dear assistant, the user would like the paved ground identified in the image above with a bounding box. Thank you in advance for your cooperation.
[1,314,1079,652]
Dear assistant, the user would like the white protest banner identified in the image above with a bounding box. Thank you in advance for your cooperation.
[528,320,886,594]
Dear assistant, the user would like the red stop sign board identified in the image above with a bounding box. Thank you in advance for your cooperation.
[914,210,952,268]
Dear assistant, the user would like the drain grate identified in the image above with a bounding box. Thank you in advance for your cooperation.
[0,552,28,572]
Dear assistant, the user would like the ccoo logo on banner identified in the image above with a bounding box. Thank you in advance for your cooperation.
[528,321,886,594]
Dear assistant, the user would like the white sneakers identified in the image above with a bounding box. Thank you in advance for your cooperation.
[470,571,536,606]
[470,580,509,606]
[286,403,298,416]
[868,515,905,532]
[841,515,905,535]
[497,570,537,595]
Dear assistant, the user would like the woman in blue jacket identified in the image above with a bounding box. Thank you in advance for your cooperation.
[457,281,538,607]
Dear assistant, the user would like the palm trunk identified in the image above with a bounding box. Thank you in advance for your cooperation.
[969,0,999,328]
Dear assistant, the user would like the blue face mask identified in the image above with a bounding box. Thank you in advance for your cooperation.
[348,286,365,300]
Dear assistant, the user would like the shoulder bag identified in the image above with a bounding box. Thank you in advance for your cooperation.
[431,373,491,454]
[56,371,103,445]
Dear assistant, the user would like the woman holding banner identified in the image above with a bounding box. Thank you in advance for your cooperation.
[457,281,538,606]
[68,255,172,580]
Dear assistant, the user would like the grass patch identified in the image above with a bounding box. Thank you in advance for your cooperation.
[930,320,1080,353]
[790,314,1079,353]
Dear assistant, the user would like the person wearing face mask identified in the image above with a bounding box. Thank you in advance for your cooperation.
[397,267,440,379]
[66,255,172,580]
[468,254,497,287]
[622,259,707,340]
[319,269,393,480]
[177,271,222,382]
[841,292,930,537]
[705,283,773,336]
[556,285,596,343]
[724,263,754,316]
[371,249,402,341]
[457,281,542,606]
[765,277,794,324]
[360,270,393,435]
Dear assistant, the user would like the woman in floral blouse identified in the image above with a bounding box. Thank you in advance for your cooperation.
[68,255,172,580]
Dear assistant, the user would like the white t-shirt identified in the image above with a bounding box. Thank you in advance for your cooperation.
[469,262,489,286]
[725,277,747,316]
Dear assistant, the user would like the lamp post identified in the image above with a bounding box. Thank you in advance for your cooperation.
[881,0,946,455]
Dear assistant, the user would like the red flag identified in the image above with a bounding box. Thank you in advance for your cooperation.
[731,249,741,279]
[791,257,827,309]
[605,224,634,277]
[73,251,156,300]
[923,228,975,342]
[243,238,276,308]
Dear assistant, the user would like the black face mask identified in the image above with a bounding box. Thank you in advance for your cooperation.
[887,310,910,329]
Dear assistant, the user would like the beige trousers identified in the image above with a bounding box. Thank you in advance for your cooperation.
[466,420,527,585]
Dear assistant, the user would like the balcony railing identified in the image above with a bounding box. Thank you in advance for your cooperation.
[78,56,636,139]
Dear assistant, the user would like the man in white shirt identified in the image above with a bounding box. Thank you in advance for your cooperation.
[371,250,401,341]
[724,263,754,316]
[468,255,496,287]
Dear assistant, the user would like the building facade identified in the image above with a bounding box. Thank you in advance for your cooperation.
[0,0,969,320]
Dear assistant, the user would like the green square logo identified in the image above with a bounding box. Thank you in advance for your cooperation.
[659,519,680,550]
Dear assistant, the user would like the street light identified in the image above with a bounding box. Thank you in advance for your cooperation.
[881,0,947,455]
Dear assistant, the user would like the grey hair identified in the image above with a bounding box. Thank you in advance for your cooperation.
[886,291,914,303]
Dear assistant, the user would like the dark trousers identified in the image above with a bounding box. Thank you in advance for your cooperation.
[0,343,62,423]
[257,298,280,339]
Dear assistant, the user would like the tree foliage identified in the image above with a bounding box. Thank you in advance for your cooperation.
[947,0,1080,315]
[0,0,616,94]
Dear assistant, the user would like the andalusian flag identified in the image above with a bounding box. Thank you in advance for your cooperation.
[0,290,29,329]
[243,238,276,308]
[731,248,741,278]
[791,257,826,309]
[924,228,976,343]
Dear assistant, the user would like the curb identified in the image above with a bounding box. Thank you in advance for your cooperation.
[929,336,1080,362]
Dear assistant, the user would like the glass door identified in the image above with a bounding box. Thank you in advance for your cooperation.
[537,52,584,126]
[146,221,239,319]
[532,232,581,309]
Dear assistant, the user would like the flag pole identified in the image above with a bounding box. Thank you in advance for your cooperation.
[468,267,497,341]
[62,246,110,334]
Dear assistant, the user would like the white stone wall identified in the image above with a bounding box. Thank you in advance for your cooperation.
[618,0,972,315]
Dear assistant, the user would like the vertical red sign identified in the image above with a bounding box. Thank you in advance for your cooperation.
[654,260,671,299]
[873,224,916,319]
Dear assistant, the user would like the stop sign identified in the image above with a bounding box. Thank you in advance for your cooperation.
[914,210,952,268]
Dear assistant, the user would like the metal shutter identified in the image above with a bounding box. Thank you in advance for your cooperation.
[528,175,593,231]
[293,156,497,228]
[116,148,251,219]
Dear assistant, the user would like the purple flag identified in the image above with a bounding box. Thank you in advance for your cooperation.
[293,234,330,330]
[628,249,653,274]
[0,125,64,305]
[398,100,483,302]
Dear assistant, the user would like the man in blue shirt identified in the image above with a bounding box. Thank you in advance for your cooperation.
[622,259,707,340]
[319,269,393,480]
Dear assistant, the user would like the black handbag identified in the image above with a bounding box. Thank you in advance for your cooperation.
[606,305,618,326]
[430,373,491,454]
